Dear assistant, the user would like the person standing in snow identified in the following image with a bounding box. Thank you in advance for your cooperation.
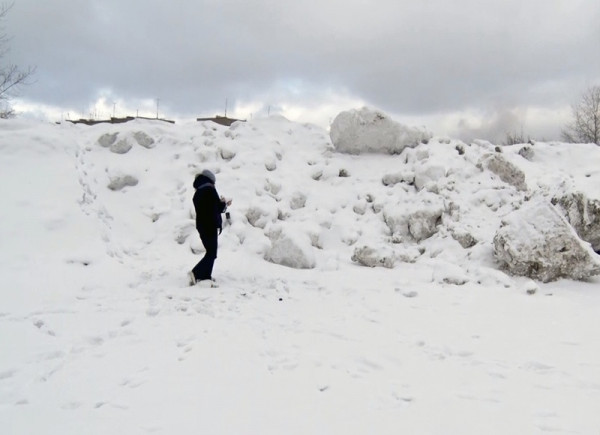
[189,169,232,286]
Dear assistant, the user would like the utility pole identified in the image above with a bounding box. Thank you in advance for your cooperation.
[156,98,160,119]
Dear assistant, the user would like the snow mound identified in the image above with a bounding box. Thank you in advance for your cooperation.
[4,117,600,289]
[330,107,431,154]
[265,227,316,269]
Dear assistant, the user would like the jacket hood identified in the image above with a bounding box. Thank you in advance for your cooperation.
[193,174,214,189]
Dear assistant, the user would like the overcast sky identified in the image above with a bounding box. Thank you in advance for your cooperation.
[5,0,600,142]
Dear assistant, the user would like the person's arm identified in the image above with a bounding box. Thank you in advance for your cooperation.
[219,196,232,212]
[218,198,227,213]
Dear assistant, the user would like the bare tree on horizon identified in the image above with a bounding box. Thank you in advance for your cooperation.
[562,85,600,145]
[0,2,35,118]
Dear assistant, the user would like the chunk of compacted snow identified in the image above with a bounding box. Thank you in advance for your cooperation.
[493,199,600,282]
[330,107,431,155]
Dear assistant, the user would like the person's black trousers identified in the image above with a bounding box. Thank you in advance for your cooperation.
[192,228,218,280]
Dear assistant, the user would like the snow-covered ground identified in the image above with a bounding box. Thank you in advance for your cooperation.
[1,117,599,434]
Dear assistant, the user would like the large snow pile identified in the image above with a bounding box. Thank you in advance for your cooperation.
[2,114,600,434]
[330,107,432,154]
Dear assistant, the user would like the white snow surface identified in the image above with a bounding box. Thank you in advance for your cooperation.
[1,117,600,434]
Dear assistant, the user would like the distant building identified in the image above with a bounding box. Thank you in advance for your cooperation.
[67,116,175,125]
[196,115,245,127]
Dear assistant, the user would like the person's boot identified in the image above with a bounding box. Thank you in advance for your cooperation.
[198,278,218,288]
[188,271,197,286]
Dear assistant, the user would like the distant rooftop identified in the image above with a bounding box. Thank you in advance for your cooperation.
[196,115,245,127]
[66,116,175,126]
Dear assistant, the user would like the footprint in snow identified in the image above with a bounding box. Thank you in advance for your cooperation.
[395,288,418,298]
[0,369,17,380]
[146,307,160,317]
[120,377,147,389]
[120,318,133,327]
[391,392,415,408]
[32,318,56,336]
[176,336,196,361]
[522,361,554,372]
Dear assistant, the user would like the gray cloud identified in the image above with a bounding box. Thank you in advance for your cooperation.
[5,0,600,140]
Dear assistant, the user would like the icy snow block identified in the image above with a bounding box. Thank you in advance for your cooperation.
[383,192,445,242]
[330,107,431,155]
[110,138,132,154]
[518,145,535,161]
[552,192,600,252]
[290,192,307,210]
[414,164,446,191]
[407,209,443,242]
[98,132,118,148]
[450,228,478,249]
[381,170,415,186]
[219,146,236,161]
[107,175,138,191]
[481,154,527,191]
[245,205,276,229]
[265,230,316,269]
[133,131,155,149]
[351,245,395,268]
[493,200,600,282]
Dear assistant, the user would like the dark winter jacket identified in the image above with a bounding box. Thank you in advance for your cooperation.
[193,174,227,233]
